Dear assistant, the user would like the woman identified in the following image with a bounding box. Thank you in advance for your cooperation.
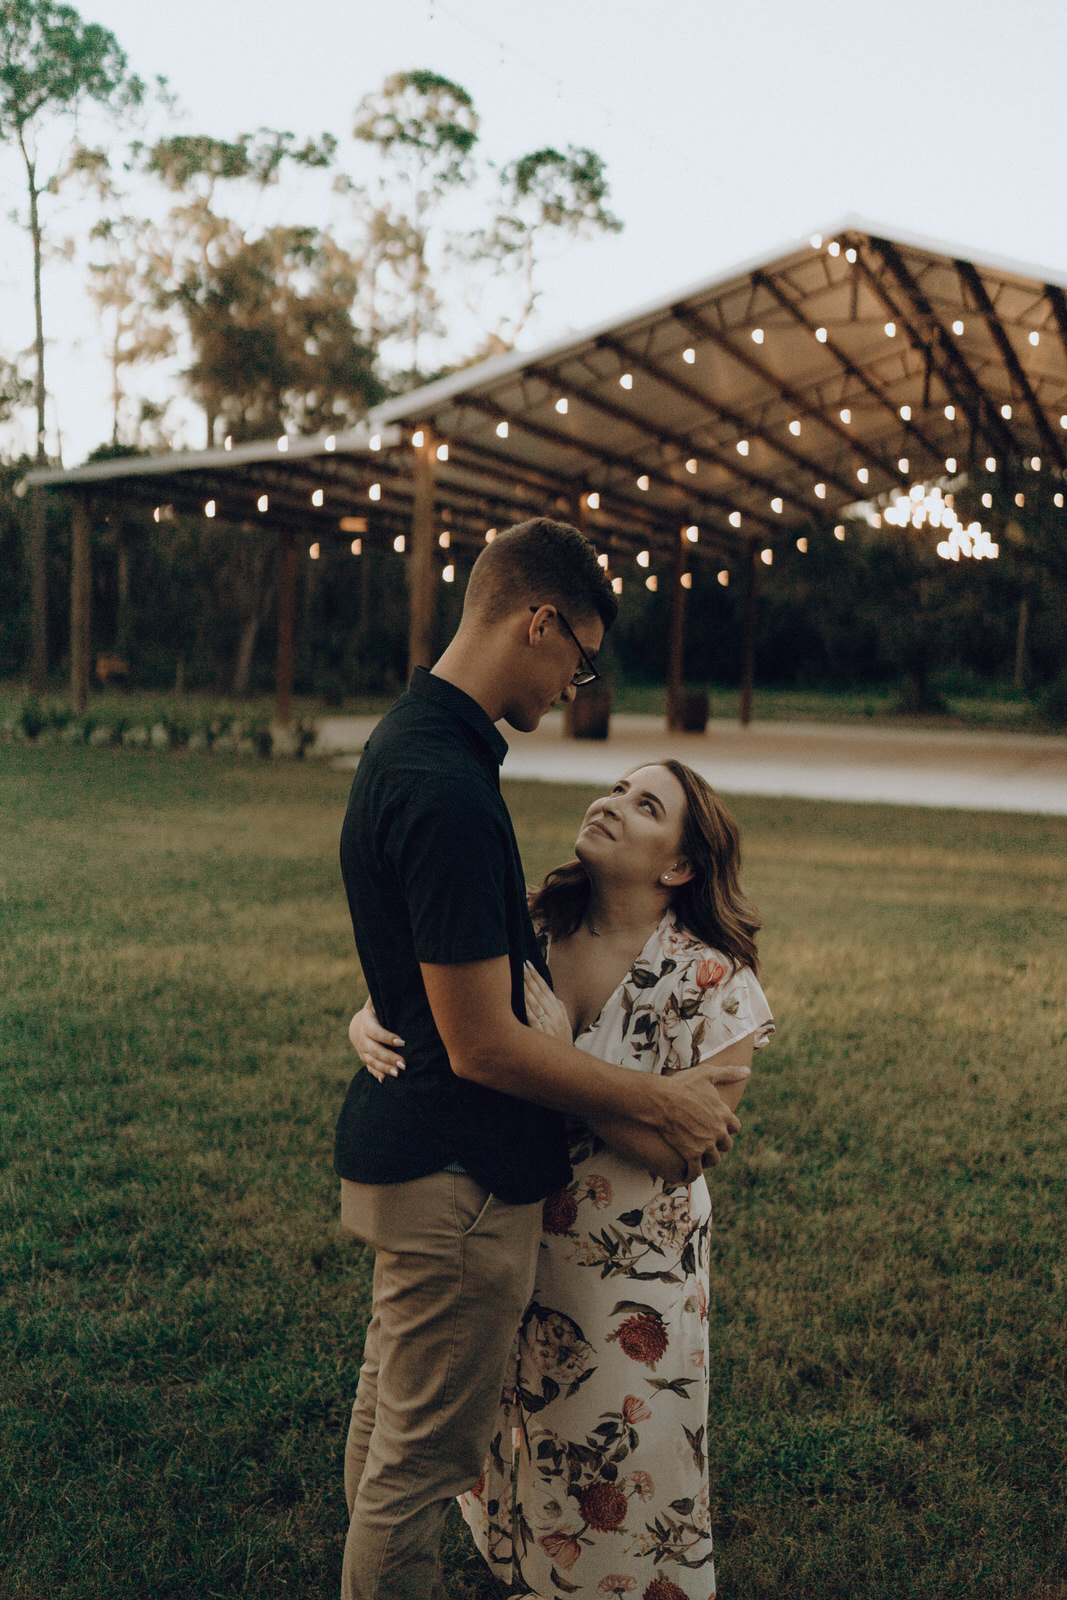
[351,761,772,1599]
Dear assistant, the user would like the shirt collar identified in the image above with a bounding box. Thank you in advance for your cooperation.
[408,666,509,768]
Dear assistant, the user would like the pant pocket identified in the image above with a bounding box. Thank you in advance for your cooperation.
[450,1174,495,1238]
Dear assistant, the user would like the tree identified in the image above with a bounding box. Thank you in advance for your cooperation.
[472,146,622,344]
[0,0,146,687]
[350,70,478,379]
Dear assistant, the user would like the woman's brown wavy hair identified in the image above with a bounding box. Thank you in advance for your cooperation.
[528,759,761,973]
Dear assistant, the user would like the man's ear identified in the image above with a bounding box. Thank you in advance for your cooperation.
[526,603,556,646]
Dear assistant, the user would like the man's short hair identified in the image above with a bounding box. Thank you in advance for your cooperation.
[464,518,618,629]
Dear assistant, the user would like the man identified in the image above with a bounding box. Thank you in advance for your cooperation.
[334,518,743,1600]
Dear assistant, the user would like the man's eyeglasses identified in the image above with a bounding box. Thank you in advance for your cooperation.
[530,605,600,687]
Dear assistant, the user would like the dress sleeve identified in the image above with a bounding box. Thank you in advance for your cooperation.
[656,957,774,1074]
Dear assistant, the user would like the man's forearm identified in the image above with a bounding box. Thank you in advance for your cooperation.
[454,1017,665,1126]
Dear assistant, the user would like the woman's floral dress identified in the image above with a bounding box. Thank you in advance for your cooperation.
[459,912,774,1600]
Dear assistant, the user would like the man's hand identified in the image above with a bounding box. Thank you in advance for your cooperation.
[653,1058,747,1180]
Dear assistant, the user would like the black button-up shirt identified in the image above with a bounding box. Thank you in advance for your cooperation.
[333,668,571,1204]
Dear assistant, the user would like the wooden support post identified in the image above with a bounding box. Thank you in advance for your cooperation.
[739,543,758,727]
[408,430,437,674]
[666,527,687,730]
[275,528,296,727]
[29,485,48,693]
[1014,596,1029,689]
[69,498,92,715]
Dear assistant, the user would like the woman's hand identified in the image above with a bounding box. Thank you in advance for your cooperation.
[348,997,406,1082]
[523,962,573,1044]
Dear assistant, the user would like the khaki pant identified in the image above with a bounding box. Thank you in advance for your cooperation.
[339,1171,541,1600]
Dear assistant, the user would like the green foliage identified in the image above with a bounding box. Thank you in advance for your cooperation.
[353,69,478,188]
[0,755,1064,1598]
[0,0,144,126]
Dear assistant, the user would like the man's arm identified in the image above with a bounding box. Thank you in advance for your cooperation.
[421,956,744,1178]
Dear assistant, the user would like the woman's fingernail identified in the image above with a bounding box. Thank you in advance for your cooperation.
[392,1037,404,1047]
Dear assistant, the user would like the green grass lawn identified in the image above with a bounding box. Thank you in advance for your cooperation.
[1,746,1065,1599]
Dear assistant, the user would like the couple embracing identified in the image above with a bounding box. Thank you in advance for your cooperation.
[334,519,773,1600]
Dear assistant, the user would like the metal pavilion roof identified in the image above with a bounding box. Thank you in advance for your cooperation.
[26,216,1067,571]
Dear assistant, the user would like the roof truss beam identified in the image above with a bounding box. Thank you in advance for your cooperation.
[955,259,1067,469]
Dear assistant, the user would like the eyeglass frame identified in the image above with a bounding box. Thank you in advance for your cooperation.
[529,604,600,687]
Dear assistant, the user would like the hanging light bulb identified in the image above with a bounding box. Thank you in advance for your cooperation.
[884,322,896,337]
[982,493,992,508]
[760,548,774,565]
[312,489,324,507]
[223,436,233,451]
[257,494,269,512]
[845,247,857,263]
[369,483,381,500]
[496,420,509,438]
[945,457,957,473]
[899,405,911,420]
[636,475,649,491]
[944,405,955,420]
[685,458,698,474]
[771,497,783,513]
[1000,404,1012,420]
[1029,331,1040,346]
[597,552,609,569]
[736,439,749,456]
[278,436,289,451]
[789,420,802,436]
[205,500,216,519]
[717,569,729,586]
[840,408,851,424]
[586,491,600,509]
[309,543,320,559]
[555,397,569,414]
[619,372,633,388]
[350,539,362,555]
[684,525,699,542]
[814,483,826,499]
[442,564,455,583]
[797,537,808,552]
[810,234,823,249]
[636,550,650,567]
[484,528,497,542]
[834,526,846,541]
[393,535,406,553]
[815,327,828,343]
[898,457,909,473]
[325,435,336,452]
[611,576,623,595]
[436,442,449,461]
[985,457,996,471]
[645,574,658,591]
[828,241,841,257]
[369,433,381,451]
[751,328,764,344]
[681,571,693,588]
[438,531,451,548]
[952,320,965,336]
[1056,493,1064,508]
[857,467,869,484]
[682,347,696,364]
[729,511,742,527]
[412,430,424,447]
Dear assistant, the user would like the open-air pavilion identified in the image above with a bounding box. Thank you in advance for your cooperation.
[26,217,1067,728]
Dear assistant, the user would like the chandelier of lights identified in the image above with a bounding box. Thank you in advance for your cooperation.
[882,484,999,561]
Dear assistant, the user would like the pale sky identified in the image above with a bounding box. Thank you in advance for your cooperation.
[3,0,1066,464]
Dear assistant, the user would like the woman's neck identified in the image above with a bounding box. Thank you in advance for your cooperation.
[584,875,669,941]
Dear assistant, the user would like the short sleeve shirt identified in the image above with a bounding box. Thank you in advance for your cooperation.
[333,668,571,1204]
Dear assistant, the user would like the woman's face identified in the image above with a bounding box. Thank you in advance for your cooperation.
[574,763,690,887]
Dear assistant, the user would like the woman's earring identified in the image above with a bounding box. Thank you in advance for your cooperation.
[662,874,672,884]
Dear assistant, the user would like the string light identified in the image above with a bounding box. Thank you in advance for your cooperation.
[619,372,633,388]
[737,439,749,456]
[442,564,455,583]
[1015,493,1025,507]
[223,436,232,451]
[1056,494,1064,508]
[828,241,841,257]
[944,405,955,420]
[789,420,801,436]
[369,434,381,451]
[751,329,764,344]
[898,457,909,473]
[729,511,742,527]
[637,475,650,490]
[369,483,381,500]
[1061,416,1067,429]
[857,467,869,484]
[952,320,965,335]
[982,493,992,508]
[1031,457,1041,471]
[815,326,828,343]
[393,535,406,553]
[985,457,996,471]
[681,571,693,589]
[597,552,609,568]
[814,483,826,498]
[883,483,998,560]
[937,524,998,561]
[899,405,911,420]
[555,397,569,414]
[845,247,857,263]
[810,234,822,248]
[834,526,846,541]
[278,436,289,451]
[350,538,362,555]
[205,500,216,518]
[771,497,783,513]
[412,430,424,447]
[438,531,451,548]
[945,457,957,473]
[645,574,658,591]
[682,347,696,363]
[436,442,449,461]
[884,322,896,338]
[840,409,851,424]
[684,525,699,542]
[717,569,729,587]
[1000,404,1012,420]
[636,550,650,567]
[685,458,698,474]
[797,537,808,552]
[496,420,509,438]
[312,489,324,507]
[612,576,623,595]
[1029,331,1040,346]
[586,491,600,509]
[309,542,320,559]
[760,548,774,565]
[484,528,497,542]
[325,435,336,452]
[257,494,269,512]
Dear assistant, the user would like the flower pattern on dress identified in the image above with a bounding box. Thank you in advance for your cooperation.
[459,912,772,1599]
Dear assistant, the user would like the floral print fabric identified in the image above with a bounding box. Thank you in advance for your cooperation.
[459,913,773,1599]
